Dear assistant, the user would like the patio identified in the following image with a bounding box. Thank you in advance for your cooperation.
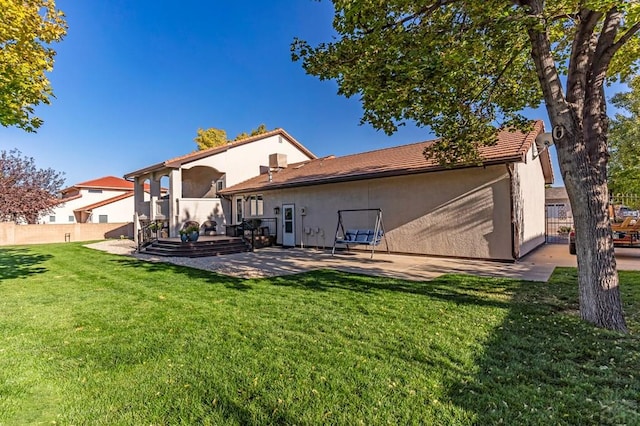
[86,240,640,282]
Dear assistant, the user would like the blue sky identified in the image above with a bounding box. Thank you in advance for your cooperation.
[0,1,627,187]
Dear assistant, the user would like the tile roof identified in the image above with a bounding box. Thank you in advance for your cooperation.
[73,192,134,212]
[221,121,549,194]
[62,176,135,193]
[62,176,155,194]
[124,128,317,179]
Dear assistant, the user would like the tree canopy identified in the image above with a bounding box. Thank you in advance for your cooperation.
[0,0,67,132]
[293,1,639,163]
[608,77,640,195]
[293,0,640,332]
[0,149,65,224]
[194,124,270,150]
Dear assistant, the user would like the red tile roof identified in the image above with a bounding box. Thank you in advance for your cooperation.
[221,121,550,194]
[62,176,135,193]
[124,128,317,179]
[62,176,156,194]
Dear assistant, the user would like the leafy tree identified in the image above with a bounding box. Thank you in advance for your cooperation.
[0,0,67,132]
[608,77,640,195]
[232,123,269,141]
[292,1,640,331]
[0,149,65,223]
[194,127,228,150]
[195,124,270,150]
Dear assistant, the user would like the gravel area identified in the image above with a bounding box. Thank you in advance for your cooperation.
[84,239,268,278]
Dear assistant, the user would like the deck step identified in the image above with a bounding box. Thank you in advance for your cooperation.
[141,237,251,257]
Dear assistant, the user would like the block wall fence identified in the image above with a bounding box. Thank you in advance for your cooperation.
[0,222,133,246]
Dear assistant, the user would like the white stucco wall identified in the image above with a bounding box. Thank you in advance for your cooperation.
[43,189,132,224]
[513,147,547,257]
[181,134,314,188]
[89,196,137,223]
[176,198,226,234]
[240,165,516,260]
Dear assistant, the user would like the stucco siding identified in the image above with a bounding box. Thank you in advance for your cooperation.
[176,198,226,233]
[244,165,514,260]
[514,147,547,257]
[182,134,314,188]
[91,197,137,223]
[44,189,133,223]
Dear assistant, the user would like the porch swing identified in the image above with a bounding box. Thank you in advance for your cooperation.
[331,208,390,259]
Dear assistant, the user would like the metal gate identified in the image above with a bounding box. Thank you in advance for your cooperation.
[545,193,640,244]
[545,203,573,244]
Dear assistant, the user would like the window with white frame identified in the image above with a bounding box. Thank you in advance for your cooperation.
[249,195,263,216]
[68,215,74,222]
[49,215,56,223]
[98,215,108,223]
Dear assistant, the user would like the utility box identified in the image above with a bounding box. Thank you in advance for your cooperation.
[269,153,287,169]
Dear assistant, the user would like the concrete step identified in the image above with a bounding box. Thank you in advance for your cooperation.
[142,238,251,257]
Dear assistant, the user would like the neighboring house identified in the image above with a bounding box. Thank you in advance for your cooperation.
[44,176,154,224]
[219,121,553,261]
[545,187,573,221]
[124,129,317,238]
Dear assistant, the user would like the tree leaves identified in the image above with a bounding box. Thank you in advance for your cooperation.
[292,0,639,165]
[0,149,65,223]
[608,76,640,195]
[194,124,270,150]
[0,0,67,132]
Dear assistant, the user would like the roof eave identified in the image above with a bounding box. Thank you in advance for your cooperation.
[124,162,171,180]
[220,156,525,195]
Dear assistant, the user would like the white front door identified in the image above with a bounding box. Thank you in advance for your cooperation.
[282,204,295,247]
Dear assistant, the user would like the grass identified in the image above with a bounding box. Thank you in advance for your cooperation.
[0,242,639,425]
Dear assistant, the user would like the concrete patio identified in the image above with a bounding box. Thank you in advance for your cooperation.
[86,239,640,282]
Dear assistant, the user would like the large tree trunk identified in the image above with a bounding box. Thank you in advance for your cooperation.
[526,3,628,332]
[556,123,627,332]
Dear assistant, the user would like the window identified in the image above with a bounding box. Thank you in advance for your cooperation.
[68,216,74,222]
[49,215,56,223]
[249,195,263,216]
[88,189,103,194]
[216,180,224,191]
[235,197,243,224]
[98,215,108,223]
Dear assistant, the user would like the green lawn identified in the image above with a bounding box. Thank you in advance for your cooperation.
[1,243,639,425]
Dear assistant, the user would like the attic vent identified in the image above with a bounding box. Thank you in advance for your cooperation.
[269,153,287,169]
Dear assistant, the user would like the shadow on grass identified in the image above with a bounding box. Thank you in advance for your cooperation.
[108,257,253,290]
[0,247,52,280]
[447,268,640,424]
[269,269,515,309]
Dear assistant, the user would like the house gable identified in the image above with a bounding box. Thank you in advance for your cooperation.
[124,129,317,182]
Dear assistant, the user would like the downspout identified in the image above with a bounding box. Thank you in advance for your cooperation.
[507,163,520,260]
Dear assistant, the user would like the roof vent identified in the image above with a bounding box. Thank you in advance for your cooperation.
[269,153,287,169]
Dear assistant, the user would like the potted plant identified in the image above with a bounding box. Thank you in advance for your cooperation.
[179,228,189,242]
[148,222,161,232]
[558,225,572,235]
[185,225,200,242]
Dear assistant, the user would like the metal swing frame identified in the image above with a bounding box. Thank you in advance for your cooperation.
[331,208,390,259]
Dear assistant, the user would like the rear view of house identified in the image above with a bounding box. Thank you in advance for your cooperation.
[221,121,553,261]
[126,122,552,261]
